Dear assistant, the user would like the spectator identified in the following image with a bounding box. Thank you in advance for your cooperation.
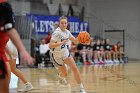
[93,39,101,64]
[82,37,94,65]
[104,39,113,63]
[99,39,105,64]
[112,41,124,63]
[39,39,50,66]
[39,39,49,55]
[76,43,84,64]
[45,31,52,44]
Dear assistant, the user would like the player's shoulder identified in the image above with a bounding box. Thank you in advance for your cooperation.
[65,29,72,36]
[52,28,61,35]
[65,29,70,32]
[55,27,61,31]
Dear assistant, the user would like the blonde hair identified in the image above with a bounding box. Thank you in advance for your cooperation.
[58,16,68,22]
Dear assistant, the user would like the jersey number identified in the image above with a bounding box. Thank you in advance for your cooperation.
[61,44,65,49]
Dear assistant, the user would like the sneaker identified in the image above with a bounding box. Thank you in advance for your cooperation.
[57,73,68,85]
[59,78,68,85]
[80,87,87,93]
[84,61,91,65]
[101,61,105,64]
[104,60,108,64]
[120,59,124,63]
[109,60,113,64]
[18,82,34,92]
[59,78,71,88]
[98,61,104,64]
[89,60,94,65]
[94,59,98,64]
[114,59,120,63]
[99,59,105,64]
[76,61,83,65]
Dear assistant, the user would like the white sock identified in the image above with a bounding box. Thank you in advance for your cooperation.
[25,82,30,85]
[80,83,84,88]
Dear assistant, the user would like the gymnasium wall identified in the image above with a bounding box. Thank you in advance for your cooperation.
[84,0,140,60]
[8,0,140,60]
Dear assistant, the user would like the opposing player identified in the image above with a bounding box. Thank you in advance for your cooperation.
[49,16,87,93]
[6,39,33,92]
[0,0,33,92]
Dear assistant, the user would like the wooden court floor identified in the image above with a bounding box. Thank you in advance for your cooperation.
[10,62,140,93]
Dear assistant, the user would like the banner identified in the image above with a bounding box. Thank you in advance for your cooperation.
[27,14,89,35]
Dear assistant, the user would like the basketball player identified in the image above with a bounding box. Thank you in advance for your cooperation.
[6,39,33,92]
[0,0,33,92]
[104,39,113,63]
[49,16,86,93]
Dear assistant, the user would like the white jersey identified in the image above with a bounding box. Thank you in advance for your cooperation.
[50,27,73,52]
[50,27,73,66]
[39,43,49,54]
[6,39,18,59]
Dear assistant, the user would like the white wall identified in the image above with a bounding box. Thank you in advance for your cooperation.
[9,0,30,15]
[86,0,140,60]
[30,1,49,15]
[52,0,77,5]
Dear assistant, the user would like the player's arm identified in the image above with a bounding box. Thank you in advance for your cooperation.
[49,39,68,48]
[69,36,79,45]
[68,32,79,44]
[7,29,34,65]
[49,31,68,48]
[1,2,33,64]
[7,29,27,52]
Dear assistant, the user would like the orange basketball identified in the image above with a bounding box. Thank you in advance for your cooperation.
[77,31,90,44]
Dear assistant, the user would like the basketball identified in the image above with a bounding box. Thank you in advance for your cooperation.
[77,31,90,44]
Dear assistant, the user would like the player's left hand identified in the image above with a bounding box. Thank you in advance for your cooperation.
[20,51,34,65]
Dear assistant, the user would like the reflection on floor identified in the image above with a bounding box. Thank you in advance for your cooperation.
[10,62,140,93]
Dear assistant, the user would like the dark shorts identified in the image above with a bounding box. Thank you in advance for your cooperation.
[0,59,6,79]
[0,2,14,31]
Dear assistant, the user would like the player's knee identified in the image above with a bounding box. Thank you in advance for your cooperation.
[11,68,17,73]
[63,73,68,77]
[71,66,78,72]
[61,71,68,77]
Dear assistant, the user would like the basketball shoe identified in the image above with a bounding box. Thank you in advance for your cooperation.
[18,82,33,92]
[80,87,87,93]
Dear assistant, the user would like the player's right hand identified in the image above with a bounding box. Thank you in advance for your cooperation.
[61,39,69,45]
